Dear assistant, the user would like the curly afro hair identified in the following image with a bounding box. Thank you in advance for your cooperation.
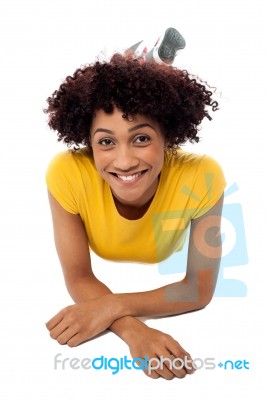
[44,53,219,148]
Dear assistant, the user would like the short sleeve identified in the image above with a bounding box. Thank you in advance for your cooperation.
[191,155,226,219]
[45,151,79,214]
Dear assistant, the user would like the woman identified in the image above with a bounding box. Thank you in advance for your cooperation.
[44,53,226,380]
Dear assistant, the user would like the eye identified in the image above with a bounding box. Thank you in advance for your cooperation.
[134,135,150,144]
[98,138,114,146]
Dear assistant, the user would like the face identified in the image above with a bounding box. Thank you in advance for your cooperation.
[90,108,166,208]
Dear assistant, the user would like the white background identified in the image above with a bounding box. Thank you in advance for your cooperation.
[0,0,265,398]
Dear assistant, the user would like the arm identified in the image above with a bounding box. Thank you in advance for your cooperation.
[114,194,224,317]
[45,191,195,379]
[46,189,222,318]
[46,189,223,324]
[45,191,222,378]
[45,190,139,339]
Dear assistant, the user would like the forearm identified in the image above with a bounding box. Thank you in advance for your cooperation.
[65,275,112,302]
[115,269,214,318]
[65,275,146,343]
[107,274,207,360]
[65,269,213,342]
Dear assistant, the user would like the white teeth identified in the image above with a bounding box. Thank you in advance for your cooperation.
[116,172,143,181]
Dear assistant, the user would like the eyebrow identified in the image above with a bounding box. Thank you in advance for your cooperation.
[93,123,156,136]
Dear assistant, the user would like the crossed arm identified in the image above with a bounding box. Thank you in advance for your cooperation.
[45,190,223,379]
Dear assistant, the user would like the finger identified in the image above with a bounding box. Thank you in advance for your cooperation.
[49,319,69,340]
[140,355,160,379]
[55,326,79,345]
[183,355,196,374]
[145,370,160,379]
[147,356,173,380]
[66,332,86,348]
[46,310,65,331]
[168,356,187,379]
[167,341,195,374]
[169,349,195,375]
[166,339,187,357]
[155,352,184,380]
[157,363,175,380]
[144,366,160,380]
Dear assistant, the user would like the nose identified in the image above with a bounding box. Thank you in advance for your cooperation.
[112,146,139,171]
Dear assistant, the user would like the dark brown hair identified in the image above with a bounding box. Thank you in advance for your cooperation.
[44,53,219,148]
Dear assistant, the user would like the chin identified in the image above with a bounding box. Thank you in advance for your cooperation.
[116,195,141,206]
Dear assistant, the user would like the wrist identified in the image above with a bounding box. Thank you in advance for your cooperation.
[110,316,147,345]
[103,293,127,322]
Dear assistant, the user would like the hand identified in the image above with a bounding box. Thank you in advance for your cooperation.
[45,294,118,347]
[127,324,195,380]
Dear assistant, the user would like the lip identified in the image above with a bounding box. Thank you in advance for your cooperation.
[109,170,148,185]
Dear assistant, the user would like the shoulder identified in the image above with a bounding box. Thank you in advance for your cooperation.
[46,147,97,181]
[46,147,93,170]
[45,147,95,214]
[161,149,226,218]
[172,150,225,218]
[45,147,97,192]
[164,148,222,168]
[163,149,224,179]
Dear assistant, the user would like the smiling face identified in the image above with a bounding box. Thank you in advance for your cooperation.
[90,108,166,209]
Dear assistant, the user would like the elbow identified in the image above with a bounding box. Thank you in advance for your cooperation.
[198,291,214,310]
[197,301,210,311]
[197,273,216,309]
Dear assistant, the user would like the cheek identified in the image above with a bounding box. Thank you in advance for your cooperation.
[92,150,111,172]
[152,149,165,168]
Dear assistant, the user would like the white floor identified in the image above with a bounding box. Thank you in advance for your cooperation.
[0,0,265,398]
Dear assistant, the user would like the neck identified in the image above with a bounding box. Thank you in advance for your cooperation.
[113,196,154,220]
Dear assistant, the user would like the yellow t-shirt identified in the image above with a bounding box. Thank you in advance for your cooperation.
[46,147,226,263]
